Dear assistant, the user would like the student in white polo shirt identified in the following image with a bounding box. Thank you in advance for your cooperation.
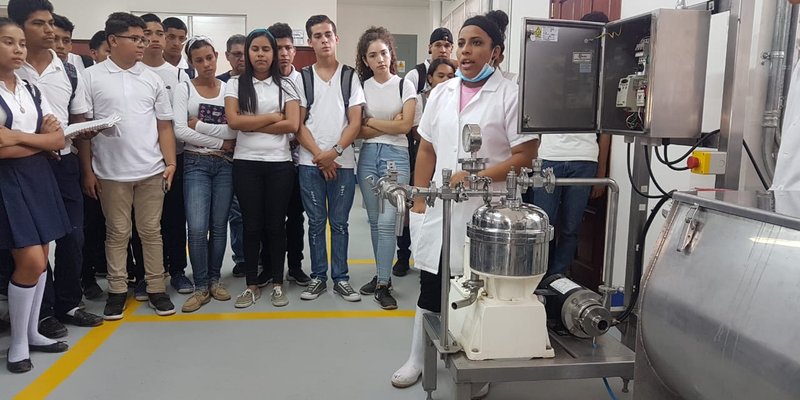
[139,13,192,297]
[9,0,104,340]
[295,15,365,303]
[78,12,177,320]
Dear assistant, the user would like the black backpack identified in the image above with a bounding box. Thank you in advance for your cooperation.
[413,63,427,94]
[301,64,356,123]
[62,61,78,105]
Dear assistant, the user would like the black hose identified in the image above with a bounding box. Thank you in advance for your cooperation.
[643,147,671,197]
[655,146,691,171]
[661,130,721,166]
[613,193,674,325]
[743,139,770,190]
[627,143,665,200]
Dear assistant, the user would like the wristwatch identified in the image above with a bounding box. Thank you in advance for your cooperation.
[333,144,344,156]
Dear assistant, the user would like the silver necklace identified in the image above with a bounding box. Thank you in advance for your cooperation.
[13,85,25,114]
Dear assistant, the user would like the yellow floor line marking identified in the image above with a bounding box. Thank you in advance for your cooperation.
[326,223,331,263]
[15,299,143,400]
[125,309,415,323]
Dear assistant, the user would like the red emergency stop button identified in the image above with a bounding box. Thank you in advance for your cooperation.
[687,156,700,169]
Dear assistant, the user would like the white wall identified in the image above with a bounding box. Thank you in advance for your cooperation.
[336,2,431,71]
[42,0,337,40]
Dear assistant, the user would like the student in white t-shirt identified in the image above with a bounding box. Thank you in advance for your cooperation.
[353,27,416,310]
[174,37,237,313]
[79,12,178,320]
[295,15,365,303]
[224,29,300,309]
[139,13,192,296]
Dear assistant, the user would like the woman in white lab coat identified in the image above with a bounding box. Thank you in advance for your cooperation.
[390,10,538,391]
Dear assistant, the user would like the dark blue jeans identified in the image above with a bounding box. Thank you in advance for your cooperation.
[298,166,355,283]
[523,160,598,277]
[184,153,234,289]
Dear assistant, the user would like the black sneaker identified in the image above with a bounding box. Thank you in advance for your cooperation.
[374,286,398,310]
[256,273,272,288]
[360,276,392,295]
[103,292,127,321]
[392,259,410,277]
[287,269,311,286]
[38,316,68,339]
[232,262,245,278]
[83,281,104,300]
[58,309,104,327]
[148,292,176,316]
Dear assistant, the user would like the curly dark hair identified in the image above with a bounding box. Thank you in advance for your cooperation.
[355,26,397,83]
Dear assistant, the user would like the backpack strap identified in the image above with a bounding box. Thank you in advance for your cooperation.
[0,91,12,129]
[63,61,78,104]
[341,65,354,118]
[21,80,43,133]
[399,77,405,99]
[301,66,314,123]
[415,63,427,94]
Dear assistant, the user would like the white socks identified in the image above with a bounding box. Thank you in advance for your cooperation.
[391,306,428,387]
[28,272,56,347]
[8,273,55,363]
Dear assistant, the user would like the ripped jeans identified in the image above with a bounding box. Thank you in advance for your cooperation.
[298,166,356,283]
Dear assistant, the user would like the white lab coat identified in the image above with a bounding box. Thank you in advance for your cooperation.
[772,62,800,190]
[409,71,536,275]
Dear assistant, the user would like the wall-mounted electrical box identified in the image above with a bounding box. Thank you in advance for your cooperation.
[518,9,711,139]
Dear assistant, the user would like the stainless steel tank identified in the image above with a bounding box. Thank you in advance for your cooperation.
[634,191,800,400]
[467,199,553,276]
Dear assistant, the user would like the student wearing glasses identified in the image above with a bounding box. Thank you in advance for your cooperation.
[78,12,178,320]
[225,29,300,308]
[353,26,417,310]
[174,36,236,313]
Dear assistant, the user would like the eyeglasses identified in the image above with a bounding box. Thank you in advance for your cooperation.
[115,35,150,46]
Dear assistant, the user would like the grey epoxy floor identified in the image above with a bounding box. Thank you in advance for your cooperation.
[0,191,633,399]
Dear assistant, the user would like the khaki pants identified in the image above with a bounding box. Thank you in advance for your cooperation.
[98,174,166,294]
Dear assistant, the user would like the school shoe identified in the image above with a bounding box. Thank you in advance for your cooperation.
[235,288,261,308]
[103,292,128,321]
[300,278,327,300]
[83,281,104,300]
[170,274,195,294]
[38,316,68,339]
[209,281,231,301]
[271,286,289,307]
[148,293,176,316]
[182,290,211,313]
[58,309,103,327]
[29,341,69,353]
[392,259,411,277]
[286,269,311,286]
[334,281,361,302]
[374,286,397,310]
[360,276,392,295]
[6,351,32,374]
[134,280,148,301]
[231,262,245,278]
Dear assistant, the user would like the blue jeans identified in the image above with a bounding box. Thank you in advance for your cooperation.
[183,153,234,288]
[298,166,356,283]
[228,195,244,264]
[357,143,410,285]
[522,160,598,277]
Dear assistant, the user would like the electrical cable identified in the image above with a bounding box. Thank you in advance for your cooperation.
[603,377,620,400]
[743,139,770,190]
[627,142,665,199]
[614,193,673,325]
[643,146,671,197]
[660,129,721,166]
[655,146,690,171]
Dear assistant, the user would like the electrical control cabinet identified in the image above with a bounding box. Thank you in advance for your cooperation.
[518,9,711,139]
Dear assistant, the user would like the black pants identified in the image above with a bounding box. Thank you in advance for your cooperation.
[418,259,449,313]
[286,167,304,271]
[81,195,106,286]
[396,135,419,262]
[42,154,84,318]
[234,160,295,286]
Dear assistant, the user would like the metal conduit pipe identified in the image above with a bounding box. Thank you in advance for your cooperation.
[762,0,794,181]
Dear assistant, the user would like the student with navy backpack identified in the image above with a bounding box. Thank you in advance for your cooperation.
[0,17,72,373]
[295,15,365,303]
[10,0,104,342]
[353,26,416,310]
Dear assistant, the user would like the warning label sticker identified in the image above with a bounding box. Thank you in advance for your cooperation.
[530,25,559,42]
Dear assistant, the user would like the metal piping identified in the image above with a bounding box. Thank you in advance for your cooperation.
[762,0,793,181]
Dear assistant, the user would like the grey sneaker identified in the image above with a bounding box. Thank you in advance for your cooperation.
[234,288,260,308]
[300,278,326,300]
[271,286,289,307]
[334,281,361,302]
